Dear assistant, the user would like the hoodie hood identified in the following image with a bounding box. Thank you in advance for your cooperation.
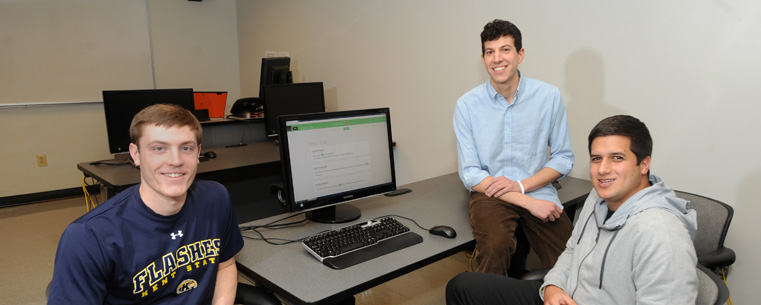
[591,174,698,240]
[578,173,698,290]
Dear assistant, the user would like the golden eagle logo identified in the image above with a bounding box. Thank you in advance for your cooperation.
[176,279,198,295]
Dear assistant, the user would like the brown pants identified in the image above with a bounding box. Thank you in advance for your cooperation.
[469,192,573,276]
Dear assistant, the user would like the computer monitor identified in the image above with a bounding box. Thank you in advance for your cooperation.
[102,88,195,155]
[262,82,326,138]
[277,108,398,223]
[259,57,292,90]
[193,91,227,118]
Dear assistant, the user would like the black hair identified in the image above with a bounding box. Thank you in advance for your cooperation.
[587,115,652,164]
[480,19,522,55]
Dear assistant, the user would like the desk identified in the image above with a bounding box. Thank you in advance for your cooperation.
[236,173,590,305]
[77,140,284,223]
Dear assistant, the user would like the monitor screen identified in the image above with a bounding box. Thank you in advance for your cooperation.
[259,57,291,90]
[102,88,195,154]
[262,82,326,138]
[193,91,227,118]
[278,108,397,223]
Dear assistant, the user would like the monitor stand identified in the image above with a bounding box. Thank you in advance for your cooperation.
[307,204,361,224]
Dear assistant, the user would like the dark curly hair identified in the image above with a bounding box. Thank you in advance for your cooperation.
[588,115,652,165]
[480,19,522,55]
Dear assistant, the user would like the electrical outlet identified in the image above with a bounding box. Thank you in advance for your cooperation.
[37,154,48,167]
[264,50,277,58]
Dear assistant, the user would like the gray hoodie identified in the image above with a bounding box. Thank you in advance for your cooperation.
[541,174,699,304]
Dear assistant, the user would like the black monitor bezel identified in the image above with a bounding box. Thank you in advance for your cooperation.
[277,108,398,217]
[259,57,291,90]
[102,88,195,155]
[262,82,326,138]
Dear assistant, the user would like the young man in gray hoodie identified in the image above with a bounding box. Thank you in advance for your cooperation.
[446,115,699,305]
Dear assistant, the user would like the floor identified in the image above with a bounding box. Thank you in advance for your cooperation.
[0,195,470,305]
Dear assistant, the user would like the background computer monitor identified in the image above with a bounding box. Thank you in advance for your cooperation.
[193,91,227,118]
[277,108,398,223]
[102,88,195,155]
[262,82,326,138]
[259,57,292,90]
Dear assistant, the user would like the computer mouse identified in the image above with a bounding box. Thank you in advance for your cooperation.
[233,111,251,119]
[429,225,457,239]
[203,151,217,159]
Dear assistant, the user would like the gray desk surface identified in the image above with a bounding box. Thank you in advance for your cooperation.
[77,140,280,191]
[235,173,591,305]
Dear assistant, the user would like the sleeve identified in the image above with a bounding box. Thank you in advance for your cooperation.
[540,225,576,296]
[540,193,598,298]
[216,185,244,263]
[48,223,109,304]
[453,98,488,191]
[631,210,699,304]
[543,91,574,178]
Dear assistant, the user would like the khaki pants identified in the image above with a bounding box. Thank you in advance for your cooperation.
[468,192,573,276]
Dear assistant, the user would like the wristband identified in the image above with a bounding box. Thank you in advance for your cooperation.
[517,180,525,194]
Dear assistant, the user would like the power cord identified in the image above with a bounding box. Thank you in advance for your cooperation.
[239,212,312,245]
[375,214,431,231]
[721,268,733,305]
[82,176,100,212]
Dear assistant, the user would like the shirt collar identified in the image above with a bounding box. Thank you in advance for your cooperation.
[486,70,524,105]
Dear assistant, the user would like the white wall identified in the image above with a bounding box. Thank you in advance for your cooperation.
[236,1,760,303]
[0,0,241,197]
[1,0,757,301]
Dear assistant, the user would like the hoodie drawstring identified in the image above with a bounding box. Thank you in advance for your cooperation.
[598,229,621,289]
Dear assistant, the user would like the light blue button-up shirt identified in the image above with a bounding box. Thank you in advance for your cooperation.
[453,72,574,206]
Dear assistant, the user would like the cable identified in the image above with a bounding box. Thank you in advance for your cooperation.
[239,212,308,231]
[239,212,314,245]
[87,177,101,207]
[82,176,98,212]
[377,214,430,231]
[721,268,733,305]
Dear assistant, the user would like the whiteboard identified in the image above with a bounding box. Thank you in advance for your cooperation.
[0,0,154,104]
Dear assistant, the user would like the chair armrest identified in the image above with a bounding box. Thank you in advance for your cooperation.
[520,268,550,282]
[696,264,730,305]
[697,247,736,270]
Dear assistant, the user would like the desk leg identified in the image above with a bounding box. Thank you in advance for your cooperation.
[96,181,110,202]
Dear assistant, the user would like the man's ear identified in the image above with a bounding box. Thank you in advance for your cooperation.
[129,143,141,167]
[517,47,525,64]
[639,156,651,176]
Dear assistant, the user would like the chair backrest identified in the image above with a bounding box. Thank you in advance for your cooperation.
[696,264,730,305]
[674,190,733,256]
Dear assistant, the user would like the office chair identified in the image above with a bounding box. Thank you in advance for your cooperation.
[520,264,729,305]
[674,190,736,275]
[46,281,280,305]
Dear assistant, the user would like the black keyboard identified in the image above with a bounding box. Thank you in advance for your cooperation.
[302,217,423,269]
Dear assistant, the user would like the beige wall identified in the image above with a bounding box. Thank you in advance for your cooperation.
[235,1,760,303]
[0,0,241,197]
[1,0,759,302]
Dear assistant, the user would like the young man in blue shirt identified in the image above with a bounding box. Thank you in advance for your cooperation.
[454,19,575,276]
[49,104,244,304]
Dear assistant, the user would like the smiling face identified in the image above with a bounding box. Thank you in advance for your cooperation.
[589,135,651,211]
[129,124,200,214]
[482,35,524,89]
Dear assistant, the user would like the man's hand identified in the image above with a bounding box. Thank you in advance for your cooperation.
[484,176,521,198]
[543,285,577,305]
[526,197,563,223]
